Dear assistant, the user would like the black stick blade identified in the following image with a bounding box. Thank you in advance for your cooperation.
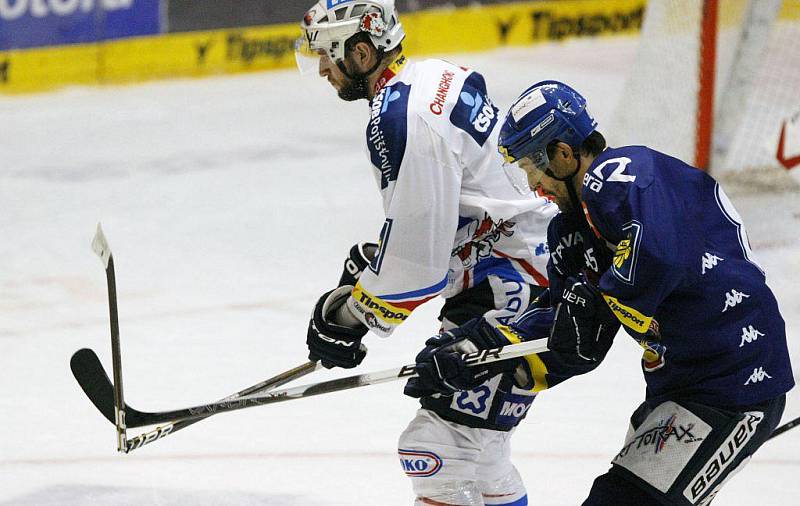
[70,348,117,425]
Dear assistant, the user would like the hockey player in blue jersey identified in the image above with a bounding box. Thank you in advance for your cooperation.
[409,80,794,505]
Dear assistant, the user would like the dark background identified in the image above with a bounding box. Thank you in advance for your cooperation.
[167,0,533,32]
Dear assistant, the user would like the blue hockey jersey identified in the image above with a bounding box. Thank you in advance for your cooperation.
[580,145,794,408]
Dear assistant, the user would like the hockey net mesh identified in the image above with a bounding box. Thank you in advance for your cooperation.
[608,0,800,195]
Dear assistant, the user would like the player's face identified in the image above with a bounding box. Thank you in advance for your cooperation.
[318,50,366,102]
[519,157,573,210]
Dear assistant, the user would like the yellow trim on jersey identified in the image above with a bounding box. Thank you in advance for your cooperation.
[602,295,652,334]
[498,325,550,393]
[351,283,411,325]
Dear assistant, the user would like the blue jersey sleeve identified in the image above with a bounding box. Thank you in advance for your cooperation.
[582,147,699,335]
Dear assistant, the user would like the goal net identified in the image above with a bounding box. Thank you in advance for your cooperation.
[608,0,800,192]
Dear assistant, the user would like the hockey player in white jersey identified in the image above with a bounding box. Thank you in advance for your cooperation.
[297,1,558,504]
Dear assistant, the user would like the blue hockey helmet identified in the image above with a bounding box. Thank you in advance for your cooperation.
[498,81,597,172]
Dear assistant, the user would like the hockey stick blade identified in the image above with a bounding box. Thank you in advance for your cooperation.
[73,338,549,428]
[71,348,117,425]
[70,348,154,427]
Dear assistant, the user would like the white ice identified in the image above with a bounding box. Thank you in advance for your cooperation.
[1,37,798,505]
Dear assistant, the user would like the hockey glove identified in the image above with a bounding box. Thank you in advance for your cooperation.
[307,286,368,369]
[404,318,516,398]
[549,277,619,365]
[337,242,379,287]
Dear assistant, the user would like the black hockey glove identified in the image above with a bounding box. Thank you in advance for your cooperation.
[307,286,368,369]
[404,318,516,398]
[549,277,619,365]
[337,242,379,287]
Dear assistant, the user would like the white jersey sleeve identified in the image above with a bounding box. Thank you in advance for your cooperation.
[347,58,555,337]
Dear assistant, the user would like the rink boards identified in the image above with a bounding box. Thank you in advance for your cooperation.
[0,0,645,94]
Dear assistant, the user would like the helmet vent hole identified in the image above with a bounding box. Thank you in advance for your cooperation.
[335,8,347,20]
[351,4,366,17]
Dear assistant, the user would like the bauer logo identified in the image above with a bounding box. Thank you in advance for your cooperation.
[398,449,443,478]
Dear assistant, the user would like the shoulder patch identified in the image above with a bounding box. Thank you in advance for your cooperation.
[612,220,643,285]
[449,72,499,147]
[368,82,411,190]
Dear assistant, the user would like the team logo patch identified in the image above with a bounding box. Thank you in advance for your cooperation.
[398,449,443,477]
[611,220,641,285]
[360,11,386,36]
[614,401,711,494]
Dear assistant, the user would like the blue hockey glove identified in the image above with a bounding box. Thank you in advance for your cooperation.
[307,286,368,369]
[549,277,619,364]
[337,242,378,287]
[404,318,516,398]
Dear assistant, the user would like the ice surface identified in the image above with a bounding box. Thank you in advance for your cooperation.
[1,37,798,505]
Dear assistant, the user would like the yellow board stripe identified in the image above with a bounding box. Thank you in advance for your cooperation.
[1,0,646,94]
[498,325,550,392]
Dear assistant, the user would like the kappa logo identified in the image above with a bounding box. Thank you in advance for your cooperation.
[744,367,772,385]
[739,325,764,347]
[459,91,496,133]
[398,449,443,477]
[701,253,724,275]
[722,290,750,312]
[0,0,132,21]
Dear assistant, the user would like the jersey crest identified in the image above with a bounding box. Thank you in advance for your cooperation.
[368,82,411,189]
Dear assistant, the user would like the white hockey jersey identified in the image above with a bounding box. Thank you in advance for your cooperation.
[346,54,558,337]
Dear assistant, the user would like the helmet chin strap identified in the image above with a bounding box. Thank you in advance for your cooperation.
[335,52,384,101]
[547,154,583,213]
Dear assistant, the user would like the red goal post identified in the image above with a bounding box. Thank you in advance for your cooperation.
[608,0,800,188]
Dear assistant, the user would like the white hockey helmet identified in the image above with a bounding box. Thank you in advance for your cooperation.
[297,0,405,69]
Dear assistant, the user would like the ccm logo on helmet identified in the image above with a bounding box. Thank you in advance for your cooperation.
[398,449,443,477]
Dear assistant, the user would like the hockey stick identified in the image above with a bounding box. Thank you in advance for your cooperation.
[767,414,800,441]
[90,224,127,453]
[71,337,549,431]
[70,349,320,452]
[78,224,323,452]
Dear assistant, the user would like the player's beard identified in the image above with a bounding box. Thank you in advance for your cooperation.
[337,74,370,102]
